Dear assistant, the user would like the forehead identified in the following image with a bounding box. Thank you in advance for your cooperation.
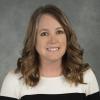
[38,14,62,29]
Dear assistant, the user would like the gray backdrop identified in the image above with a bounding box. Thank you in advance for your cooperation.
[0,0,100,89]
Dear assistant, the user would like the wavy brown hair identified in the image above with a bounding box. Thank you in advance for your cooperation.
[15,4,90,86]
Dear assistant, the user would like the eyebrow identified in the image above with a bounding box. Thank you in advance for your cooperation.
[38,29,48,34]
[38,27,63,32]
[56,27,63,30]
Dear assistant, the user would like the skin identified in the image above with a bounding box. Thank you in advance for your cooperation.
[36,14,67,77]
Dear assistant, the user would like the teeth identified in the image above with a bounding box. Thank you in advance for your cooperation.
[47,47,59,52]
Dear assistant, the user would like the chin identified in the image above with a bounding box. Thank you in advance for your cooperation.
[47,57,62,62]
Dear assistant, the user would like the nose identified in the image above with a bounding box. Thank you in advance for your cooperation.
[48,34,57,44]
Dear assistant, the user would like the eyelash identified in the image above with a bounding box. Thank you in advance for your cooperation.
[56,30,64,34]
[40,32,48,36]
[40,30,65,36]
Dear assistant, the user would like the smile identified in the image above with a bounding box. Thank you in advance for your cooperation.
[47,47,59,52]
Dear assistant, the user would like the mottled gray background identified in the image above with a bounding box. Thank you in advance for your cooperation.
[0,0,100,89]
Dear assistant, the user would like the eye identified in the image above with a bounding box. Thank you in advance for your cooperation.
[56,30,65,34]
[40,32,48,36]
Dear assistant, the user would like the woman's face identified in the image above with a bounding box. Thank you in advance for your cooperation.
[36,14,67,63]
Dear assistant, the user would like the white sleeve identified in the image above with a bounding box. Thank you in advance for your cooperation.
[84,68,99,96]
[0,71,21,99]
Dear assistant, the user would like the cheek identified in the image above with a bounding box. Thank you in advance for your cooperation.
[36,38,46,53]
[60,37,67,53]
[36,36,42,47]
[35,38,41,52]
[60,36,67,46]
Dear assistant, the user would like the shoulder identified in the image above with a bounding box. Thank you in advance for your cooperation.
[2,70,21,84]
[0,70,22,98]
[83,68,99,95]
[83,68,98,83]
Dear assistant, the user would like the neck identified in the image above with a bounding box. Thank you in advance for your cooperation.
[39,59,62,77]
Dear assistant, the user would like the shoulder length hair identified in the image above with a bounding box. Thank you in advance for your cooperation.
[15,4,89,86]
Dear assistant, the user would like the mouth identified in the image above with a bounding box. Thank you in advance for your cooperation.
[47,47,60,52]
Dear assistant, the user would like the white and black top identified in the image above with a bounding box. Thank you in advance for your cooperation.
[0,68,99,100]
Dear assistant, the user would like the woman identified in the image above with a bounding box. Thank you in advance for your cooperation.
[0,4,99,100]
